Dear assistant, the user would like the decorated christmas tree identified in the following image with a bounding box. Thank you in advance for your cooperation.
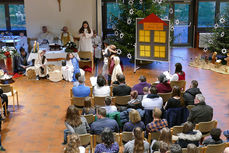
[208,3,229,55]
[108,0,172,59]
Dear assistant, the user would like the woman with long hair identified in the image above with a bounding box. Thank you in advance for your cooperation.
[64,134,85,153]
[62,105,90,145]
[124,127,149,153]
[94,127,119,153]
[170,63,185,81]
[78,21,93,52]
[127,90,142,109]
[164,86,181,110]
[82,97,95,115]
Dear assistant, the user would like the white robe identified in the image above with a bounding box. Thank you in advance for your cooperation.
[92,35,102,59]
[34,50,48,77]
[16,36,28,53]
[61,60,74,82]
[38,32,54,48]
[111,56,123,82]
[79,29,93,52]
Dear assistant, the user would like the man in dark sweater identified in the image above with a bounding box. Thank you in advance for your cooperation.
[183,80,201,106]
[112,74,131,96]
[187,94,213,125]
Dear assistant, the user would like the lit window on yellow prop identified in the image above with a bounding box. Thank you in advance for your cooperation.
[154,31,166,43]
[154,46,166,58]
[139,30,150,42]
[140,45,151,57]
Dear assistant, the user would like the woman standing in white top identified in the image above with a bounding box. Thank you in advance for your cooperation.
[93,74,110,97]
[78,21,93,52]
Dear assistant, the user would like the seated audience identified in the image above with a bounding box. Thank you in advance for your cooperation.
[103,96,117,114]
[203,128,223,145]
[0,89,9,116]
[159,141,169,153]
[156,73,172,93]
[14,48,32,74]
[93,75,110,97]
[170,63,185,81]
[81,97,95,115]
[72,76,90,97]
[35,50,48,80]
[174,121,202,148]
[132,75,151,95]
[164,86,181,110]
[187,94,213,125]
[64,134,85,153]
[123,109,145,132]
[112,74,120,85]
[142,86,163,110]
[183,80,202,106]
[127,91,142,109]
[187,144,198,153]
[169,144,182,153]
[124,127,149,153]
[91,108,119,134]
[63,105,90,145]
[223,130,229,142]
[113,74,131,96]
[146,108,168,133]
[94,127,119,153]
[225,147,229,153]
[73,72,81,87]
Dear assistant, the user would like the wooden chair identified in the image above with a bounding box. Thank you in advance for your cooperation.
[83,114,95,125]
[93,133,119,148]
[170,80,186,91]
[171,125,183,136]
[0,98,7,117]
[71,97,85,109]
[158,92,172,104]
[148,131,161,143]
[205,143,227,153]
[115,95,131,106]
[78,51,94,73]
[110,86,113,96]
[182,147,204,153]
[195,120,217,139]
[186,105,195,112]
[93,97,105,106]
[70,89,73,98]
[0,84,19,111]
[79,134,93,152]
[120,132,134,145]
[89,86,93,97]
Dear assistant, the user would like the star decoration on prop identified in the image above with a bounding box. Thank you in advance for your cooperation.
[120,33,124,39]
[127,18,132,25]
[221,32,225,37]
[203,47,208,52]
[129,9,134,15]
[127,53,132,59]
[115,31,119,36]
[214,23,219,29]
[175,19,180,25]
[117,49,122,55]
[128,0,134,5]
[219,18,225,24]
[222,48,227,54]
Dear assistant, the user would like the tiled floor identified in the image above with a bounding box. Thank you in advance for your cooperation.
[1,48,229,153]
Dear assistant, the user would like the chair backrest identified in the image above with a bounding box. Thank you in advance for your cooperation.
[158,92,172,104]
[115,95,131,106]
[94,97,106,106]
[70,89,73,98]
[182,147,204,153]
[170,80,186,91]
[110,86,113,96]
[120,132,134,144]
[94,133,119,148]
[83,114,95,124]
[79,134,93,146]
[89,86,93,97]
[186,105,195,112]
[148,131,161,143]
[78,51,93,60]
[205,143,227,153]
[171,125,184,136]
[71,97,85,108]
[195,120,217,134]
[0,84,12,93]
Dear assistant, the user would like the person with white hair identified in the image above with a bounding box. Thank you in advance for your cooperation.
[38,26,54,48]
[187,94,213,125]
[60,26,74,46]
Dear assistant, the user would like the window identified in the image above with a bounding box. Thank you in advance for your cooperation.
[220,2,229,18]
[0,5,6,30]
[154,46,165,58]
[154,31,166,43]
[106,3,121,29]
[139,30,150,42]
[140,45,151,57]
[9,4,26,30]
[198,2,216,27]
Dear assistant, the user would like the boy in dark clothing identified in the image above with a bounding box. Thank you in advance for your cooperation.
[0,89,8,116]
[203,128,223,146]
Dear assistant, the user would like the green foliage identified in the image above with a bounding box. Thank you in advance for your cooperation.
[108,0,171,57]
[0,46,19,59]
[65,41,77,53]
[208,3,229,55]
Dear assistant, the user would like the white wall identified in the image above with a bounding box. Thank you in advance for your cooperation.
[24,0,97,38]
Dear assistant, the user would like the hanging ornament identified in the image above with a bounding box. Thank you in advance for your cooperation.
[208,39,213,44]
[112,25,116,30]
[188,22,192,27]
[115,31,119,36]
[117,49,122,55]
[128,0,134,5]
[175,19,180,25]
[139,0,143,5]
[214,23,219,29]
[203,47,208,52]
[219,18,225,24]
[152,0,157,3]
[163,16,168,20]
[222,48,227,54]
[120,33,124,39]
[127,53,132,59]
[221,32,225,37]
[129,9,134,15]
[170,25,174,31]
[157,0,162,4]
[127,18,132,25]
[169,8,173,14]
